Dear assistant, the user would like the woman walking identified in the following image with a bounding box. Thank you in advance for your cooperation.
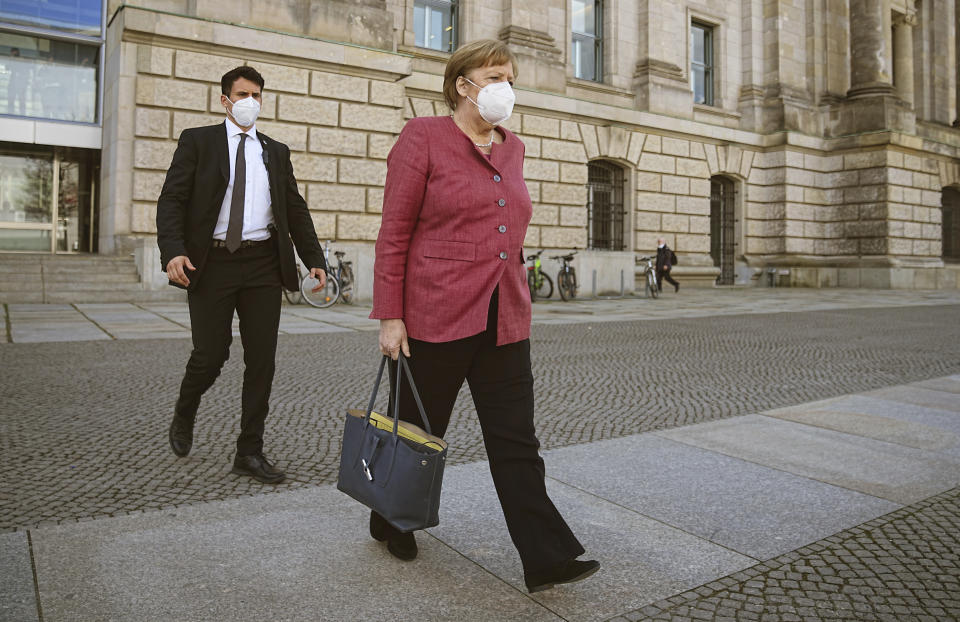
[368,39,599,593]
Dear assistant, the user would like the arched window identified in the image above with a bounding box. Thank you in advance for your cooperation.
[943,187,960,262]
[586,160,625,250]
[710,175,736,284]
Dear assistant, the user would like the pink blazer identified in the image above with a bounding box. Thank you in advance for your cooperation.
[371,116,533,346]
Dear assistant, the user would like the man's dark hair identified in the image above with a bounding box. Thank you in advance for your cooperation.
[10,48,19,56]
[221,66,265,95]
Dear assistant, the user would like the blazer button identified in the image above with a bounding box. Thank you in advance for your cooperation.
[499,251,508,260]
[498,199,506,207]
[498,225,507,233]
[493,174,501,182]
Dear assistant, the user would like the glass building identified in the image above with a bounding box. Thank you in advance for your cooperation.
[0,0,104,253]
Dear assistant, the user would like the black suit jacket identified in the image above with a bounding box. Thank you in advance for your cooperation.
[156,122,325,291]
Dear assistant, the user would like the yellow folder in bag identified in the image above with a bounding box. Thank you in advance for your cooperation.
[346,409,447,453]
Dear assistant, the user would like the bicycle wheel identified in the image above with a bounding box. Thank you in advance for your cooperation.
[568,267,577,299]
[647,271,659,299]
[536,271,554,299]
[301,272,340,308]
[558,270,575,301]
[527,270,538,301]
[284,268,304,304]
[338,264,354,304]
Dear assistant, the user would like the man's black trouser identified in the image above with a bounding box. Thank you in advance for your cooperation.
[385,291,585,574]
[657,267,678,291]
[174,242,283,456]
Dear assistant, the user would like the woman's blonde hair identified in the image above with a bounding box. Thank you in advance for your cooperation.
[443,39,519,111]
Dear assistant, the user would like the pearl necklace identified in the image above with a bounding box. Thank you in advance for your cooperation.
[474,132,494,148]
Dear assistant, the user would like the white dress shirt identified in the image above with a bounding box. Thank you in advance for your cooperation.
[213,118,274,241]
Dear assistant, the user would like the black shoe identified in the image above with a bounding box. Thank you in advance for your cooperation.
[231,453,285,484]
[369,511,418,561]
[674,282,680,293]
[168,415,194,457]
[525,558,600,593]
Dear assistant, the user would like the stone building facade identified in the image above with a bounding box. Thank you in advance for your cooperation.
[95,0,960,293]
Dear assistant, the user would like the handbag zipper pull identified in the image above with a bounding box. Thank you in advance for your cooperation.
[362,459,374,481]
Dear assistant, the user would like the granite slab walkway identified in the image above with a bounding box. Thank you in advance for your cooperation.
[3,376,958,622]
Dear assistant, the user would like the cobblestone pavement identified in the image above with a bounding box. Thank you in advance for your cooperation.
[1,303,958,532]
[613,487,960,622]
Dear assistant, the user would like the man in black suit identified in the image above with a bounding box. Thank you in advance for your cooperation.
[156,66,326,483]
[655,237,679,293]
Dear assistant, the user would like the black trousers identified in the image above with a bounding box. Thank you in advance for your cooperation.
[386,291,585,574]
[174,243,283,456]
[657,267,678,291]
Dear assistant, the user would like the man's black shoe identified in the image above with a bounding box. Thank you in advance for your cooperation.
[168,415,194,457]
[370,511,418,561]
[525,558,600,593]
[674,282,680,293]
[231,454,285,484]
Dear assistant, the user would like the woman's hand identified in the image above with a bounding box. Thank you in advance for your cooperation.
[379,319,410,360]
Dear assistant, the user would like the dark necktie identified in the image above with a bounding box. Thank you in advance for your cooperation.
[225,133,247,253]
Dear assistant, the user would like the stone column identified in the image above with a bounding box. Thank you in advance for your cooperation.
[893,11,917,105]
[848,0,895,97]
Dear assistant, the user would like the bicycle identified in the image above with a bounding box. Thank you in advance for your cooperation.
[301,241,354,308]
[526,249,553,301]
[551,251,578,301]
[637,255,659,299]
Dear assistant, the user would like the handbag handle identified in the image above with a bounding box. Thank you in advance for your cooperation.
[363,355,432,439]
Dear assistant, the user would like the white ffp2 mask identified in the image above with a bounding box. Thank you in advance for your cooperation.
[464,78,516,126]
[228,96,260,127]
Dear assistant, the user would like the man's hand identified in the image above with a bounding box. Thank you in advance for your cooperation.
[309,268,327,292]
[379,319,410,360]
[165,255,195,287]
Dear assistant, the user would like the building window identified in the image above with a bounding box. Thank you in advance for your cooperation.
[691,22,714,106]
[943,188,960,262]
[572,0,602,81]
[0,0,102,37]
[586,161,625,250]
[710,176,736,284]
[414,0,456,52]
[1,33,100,123]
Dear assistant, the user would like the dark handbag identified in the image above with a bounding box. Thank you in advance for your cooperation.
[337,355,447,533]
[670,249,678,265]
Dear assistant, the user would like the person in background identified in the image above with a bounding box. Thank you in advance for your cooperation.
[656,237,680,293]
[370,39,599,594]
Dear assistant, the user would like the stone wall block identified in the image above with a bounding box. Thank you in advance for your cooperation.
[340,103,404,133]
[627,132,646,165]
[131,202,157,234]
[409,98,435,118]
[689,178,711,197]
[886,167,912,186]
[541,139,587,163]
[519,135,541,158]
[676,196,709,215]
[135,108,170,138]
[531,205,560,226]
[172,111,223,139]
[310,213,337,239]
[368,81,405,108]
[368,133,396,160]
[644,135,662,153]
[634,211,661,231]
[338,159,387,186]
[739,151,755,180]
[637,191,676,213]
[560,163,588,184]
[522,115,560,138]
[526,182,541,203]
[524,227,541,247]
[606,127,630,161]
[541,182,587,205]
[675,234,709,253]
[689,215,710,234]
[638,153,676,174]
[310,70,368,102]
[337,214,382,240]
[560,206,588,227]
[662,137,689,158]
[137,46,173,76]
[662,213,690,232]
[367,188,385,213]
[540,226,587,248]
[844,150,887,170]
[252,62,309,94]
[134,139,178,170]
[676,158,710,179]
[636,172,661,192]
[309,127,366,156]
[277,95,338,125]
[175,50,240,83]
[922,223,940,239]
[136,76,207,111]
[132,170,167,201]
[251,120,305,151]
[307,183,365,212]
[703,143,718,174]
[560,120,580,141]
[920,190,940,207]
[661,175,690,195]
[290,153,337,182]
[524,159,561,182]
[579,124,600,160]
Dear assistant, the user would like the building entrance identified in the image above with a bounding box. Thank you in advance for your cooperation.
[0,145,98,253]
